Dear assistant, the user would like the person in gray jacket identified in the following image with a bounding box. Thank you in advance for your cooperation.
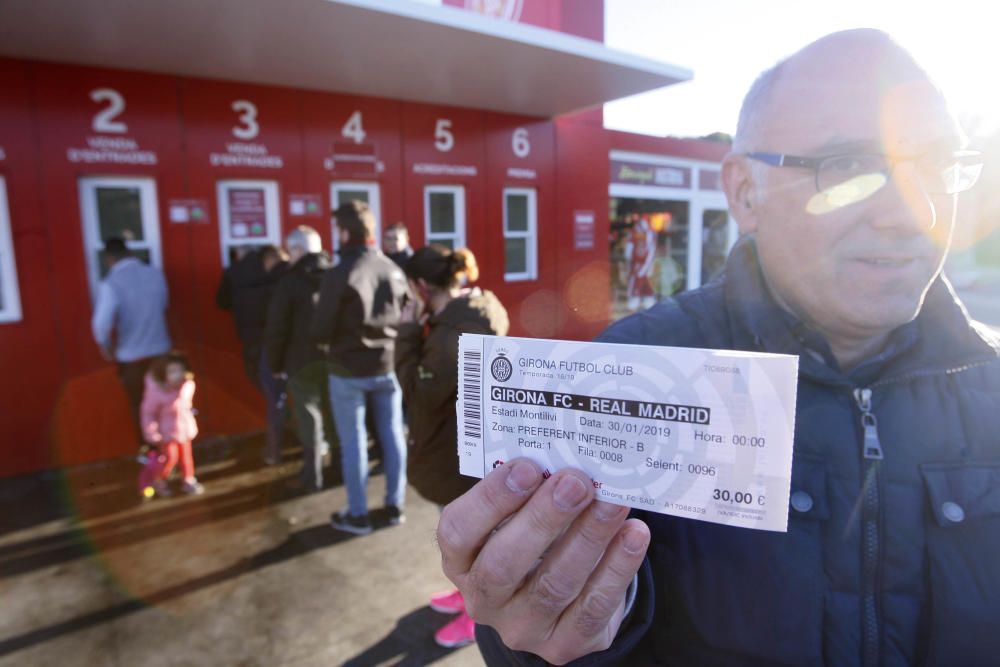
[444,30,1000,666]
[91,237,171,444]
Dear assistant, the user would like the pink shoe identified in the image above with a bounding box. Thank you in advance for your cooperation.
[434,611,476,648]
[429,588,465,614]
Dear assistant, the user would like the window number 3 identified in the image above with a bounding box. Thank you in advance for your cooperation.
[90,88,127,134]
[434,119,454,152]
[232,100,259,140]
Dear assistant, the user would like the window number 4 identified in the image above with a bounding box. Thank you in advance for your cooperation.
[342,111,366,144]
[435,119,454,152]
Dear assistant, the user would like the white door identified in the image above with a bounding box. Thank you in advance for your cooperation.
[0,176,22,323]
[78,176,162,301]
[217,180,282,267]
[330,181,382,251]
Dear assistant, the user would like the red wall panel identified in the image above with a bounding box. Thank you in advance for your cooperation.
[300,91,404,249]
[177,78,306,431]
[30,62,192,467]
[482,112,559,337]
[0,59,64,475]
[554,116,612,341]
[400,102,486,254]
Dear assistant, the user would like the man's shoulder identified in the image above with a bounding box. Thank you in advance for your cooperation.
[598,280,729,348]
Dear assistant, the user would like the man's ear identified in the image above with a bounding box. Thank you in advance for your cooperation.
[721,153,760,234]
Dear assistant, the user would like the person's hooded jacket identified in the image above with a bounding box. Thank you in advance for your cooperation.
[396,287,509,505]
[265,252,332,376]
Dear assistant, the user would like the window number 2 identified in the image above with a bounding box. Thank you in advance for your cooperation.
[434,119,454,152]
[342,111,366,144]
[90,88,127,134]
[232,100,259,140]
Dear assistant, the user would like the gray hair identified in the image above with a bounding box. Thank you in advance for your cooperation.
[286,225,322,254]
[732,61,784,154]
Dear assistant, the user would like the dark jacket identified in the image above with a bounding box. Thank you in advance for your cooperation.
[216,250,287,345]
[264,252,331,376]
[396,288,509,505]
[386,247,413,270]
[310,244,409,377]
[478,237,1000,666]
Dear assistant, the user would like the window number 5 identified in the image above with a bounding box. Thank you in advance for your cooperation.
[434,119,454,152]
[512,127,530,158]
[232,100,259,140]
[90,88,127,134]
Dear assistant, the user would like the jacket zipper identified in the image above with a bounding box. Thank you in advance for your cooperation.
[847,355,994,667]
[853,387,883,667]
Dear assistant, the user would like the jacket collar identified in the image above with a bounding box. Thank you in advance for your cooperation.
[723,236,998,385]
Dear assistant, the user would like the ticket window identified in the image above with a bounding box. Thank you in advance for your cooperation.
[0,177,22,323]
[330,181,382,252]
[78,176,162,301]
[503,187,538,282]
[217,180,282,267]
[424,185,466,250]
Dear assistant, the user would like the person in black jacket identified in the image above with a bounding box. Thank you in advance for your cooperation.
[216,244,289,464]
[440,30,999,665]
[311,201,409,536]
[265,227,335,491]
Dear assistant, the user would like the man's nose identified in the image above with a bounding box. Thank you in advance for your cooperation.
[872,160,938,235]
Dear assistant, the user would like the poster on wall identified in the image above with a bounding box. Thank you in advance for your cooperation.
[228,188,268,238]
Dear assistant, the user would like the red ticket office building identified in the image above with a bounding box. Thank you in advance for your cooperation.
[0,0,731,476]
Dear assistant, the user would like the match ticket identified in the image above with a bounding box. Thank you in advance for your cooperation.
[458,335,799,532]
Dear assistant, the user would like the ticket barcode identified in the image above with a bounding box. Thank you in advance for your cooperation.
[461,346,483,440]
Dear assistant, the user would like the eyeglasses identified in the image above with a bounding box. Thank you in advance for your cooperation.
[745,150,984,196]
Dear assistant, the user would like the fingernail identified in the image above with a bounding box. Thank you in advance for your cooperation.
[553,475,589,510]
[506,461,539,493]
[622,527,648,554]
[593,501,625,521]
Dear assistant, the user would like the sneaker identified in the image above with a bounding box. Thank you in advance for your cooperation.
[434,611,476,648]
[429,589,465,614]
[330,510,373,536]
[385,505,406,526]
[181,478,204,495]
[152,480,172,498]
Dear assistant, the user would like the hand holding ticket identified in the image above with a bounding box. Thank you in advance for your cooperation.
[458,335,799,532]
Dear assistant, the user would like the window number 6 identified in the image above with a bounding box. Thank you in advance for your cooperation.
[90,88,127,134]
[232,100,259,140]
[512,127,530,158]
[434,119,454,152]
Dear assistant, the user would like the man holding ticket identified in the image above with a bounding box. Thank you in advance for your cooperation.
[439,29,1000,666]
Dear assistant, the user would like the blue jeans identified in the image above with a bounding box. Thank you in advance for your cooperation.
[328,372,406,516]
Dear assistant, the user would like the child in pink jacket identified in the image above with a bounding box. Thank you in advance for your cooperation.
[139,351,203,498]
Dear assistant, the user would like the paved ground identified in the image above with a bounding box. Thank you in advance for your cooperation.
[0,436,485,667]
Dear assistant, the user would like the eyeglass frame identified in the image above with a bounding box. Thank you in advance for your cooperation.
[744,149,983,195]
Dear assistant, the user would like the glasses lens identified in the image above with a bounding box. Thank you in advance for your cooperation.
[931,156,984,194]
[817,154,888,191]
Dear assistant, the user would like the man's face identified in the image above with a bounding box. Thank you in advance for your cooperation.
[383,230,407,253]
[734,44,964,343]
